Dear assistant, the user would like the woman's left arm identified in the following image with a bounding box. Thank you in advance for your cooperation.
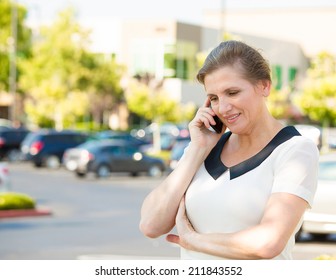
[166,193,308,259]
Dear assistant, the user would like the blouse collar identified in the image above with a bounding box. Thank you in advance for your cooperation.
[204,126,301,180]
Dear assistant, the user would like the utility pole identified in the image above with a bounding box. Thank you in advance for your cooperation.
[9,1,17,123]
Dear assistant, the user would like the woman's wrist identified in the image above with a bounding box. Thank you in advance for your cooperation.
[186,142,211,160]
[182,230,202,252]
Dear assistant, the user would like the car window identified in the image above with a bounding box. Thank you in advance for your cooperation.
[21,132,40,146]
[60,134,80,144]
[318,161,336,181]
[125,146,137,155]
[71,134,88,143]
[102,146,122,155]
[78,141,97,149]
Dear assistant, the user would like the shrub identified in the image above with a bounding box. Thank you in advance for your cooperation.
[315,254,336,260]
[0,192,36,210]
[146,150,171,164]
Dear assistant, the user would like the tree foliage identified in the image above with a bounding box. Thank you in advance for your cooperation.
[19,8,124,128]
[294,52,336,127]
[266,88,291,120]
[125,77,195,124]
[0,0,31,91]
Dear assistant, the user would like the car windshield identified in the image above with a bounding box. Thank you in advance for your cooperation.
[77,141,99,149]
[21,132,39,146]
[318,161,336,181]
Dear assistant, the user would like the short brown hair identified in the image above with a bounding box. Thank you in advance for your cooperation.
[196,40,271,85]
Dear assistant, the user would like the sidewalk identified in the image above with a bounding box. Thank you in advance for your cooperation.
[0,208,52,219]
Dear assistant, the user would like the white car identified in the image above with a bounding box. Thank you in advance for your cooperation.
[0,162,11,192]
[300,153,336,238]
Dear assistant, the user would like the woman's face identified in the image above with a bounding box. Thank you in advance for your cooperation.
[204,65,269,134]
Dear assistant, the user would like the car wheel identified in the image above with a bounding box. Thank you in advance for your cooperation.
[45,155,61,169]
[148,164,163,178]
[34,161,42,168]
[76,171,86,178]
[311,233,328,241]
[295,226,302,242]
[96,164,111,178]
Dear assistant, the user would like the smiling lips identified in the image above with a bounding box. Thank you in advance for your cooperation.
[225,113,241,124]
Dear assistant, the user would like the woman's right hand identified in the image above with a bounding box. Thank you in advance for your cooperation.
[140,99,225,239]
[188,98,226,151]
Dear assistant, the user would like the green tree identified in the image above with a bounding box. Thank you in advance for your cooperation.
[294,52,336,127]
[0,0,31,91]
[126,77,195,124]
[86,53,125,127]
[19,8,124,129]
[126,76,195,151]
[266,88,291,120]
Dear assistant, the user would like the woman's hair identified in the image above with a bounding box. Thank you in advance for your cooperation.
[196,40,271,85]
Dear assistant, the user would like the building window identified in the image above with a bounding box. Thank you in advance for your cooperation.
[163,44,176,78]
[272,65,282,90]
[163,41,197,80]
[130,39,162,77]
[288,67,297,90]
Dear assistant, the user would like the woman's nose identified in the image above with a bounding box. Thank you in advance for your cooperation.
[218,99,232,115]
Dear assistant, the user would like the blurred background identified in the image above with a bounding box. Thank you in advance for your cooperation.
[0,0,336,260]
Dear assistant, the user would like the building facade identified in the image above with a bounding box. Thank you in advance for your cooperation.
[120,19,309,107]
[204,6,336,57]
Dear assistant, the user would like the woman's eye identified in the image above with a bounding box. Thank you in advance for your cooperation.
[228,91,239,96]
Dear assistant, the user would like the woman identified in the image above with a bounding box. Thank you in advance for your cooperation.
[139,40,319,259]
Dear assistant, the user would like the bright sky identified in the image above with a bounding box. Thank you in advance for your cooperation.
[20,0,336,25]
[18,0,336,53]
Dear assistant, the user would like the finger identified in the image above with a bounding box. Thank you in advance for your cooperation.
[166,234,180,245]
[200,100,215,116]
[199,114,216,127]
[195,109,217,127]
[203,97,211,108]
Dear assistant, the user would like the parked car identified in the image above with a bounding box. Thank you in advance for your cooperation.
[329,134,336,150]
[62,139,166,178]
[0,162,10,192]
[131,122,189,151]
[90,130,149,147]
[0,127,30,161]
[168,138,190,170]
[0,118,13,129]
[298,153,336,239]
[20,130,89,168]
[295,124,322,150]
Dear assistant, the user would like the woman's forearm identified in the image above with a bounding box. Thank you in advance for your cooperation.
[185,227,282,260]
[139,144,209,238]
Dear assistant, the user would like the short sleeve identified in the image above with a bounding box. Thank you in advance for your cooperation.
[272,137,319,207]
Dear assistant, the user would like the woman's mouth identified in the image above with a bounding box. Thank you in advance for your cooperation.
[226,113,240,124]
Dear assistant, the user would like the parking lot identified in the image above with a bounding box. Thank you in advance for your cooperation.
[0,162,336,260]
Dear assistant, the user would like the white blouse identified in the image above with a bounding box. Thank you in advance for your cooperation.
[181,126,319,259]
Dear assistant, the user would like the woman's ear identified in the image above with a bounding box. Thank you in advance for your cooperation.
[259,80,271,97]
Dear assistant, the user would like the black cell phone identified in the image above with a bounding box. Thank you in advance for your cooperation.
[210,114,224,133]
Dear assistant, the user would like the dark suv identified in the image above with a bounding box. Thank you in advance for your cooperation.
[0,127,30,161]
[20,130,88,168]
[63,139,166,178]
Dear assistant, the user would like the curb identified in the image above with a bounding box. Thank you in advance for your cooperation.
[0,208,52,219]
